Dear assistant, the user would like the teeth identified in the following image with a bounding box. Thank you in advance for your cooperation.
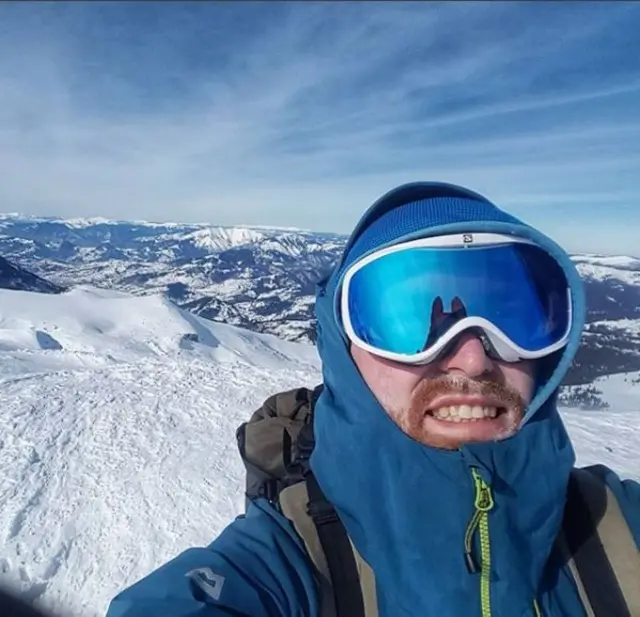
[432,405,499,422]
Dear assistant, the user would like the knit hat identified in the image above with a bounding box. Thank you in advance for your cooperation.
[339,182,525,279]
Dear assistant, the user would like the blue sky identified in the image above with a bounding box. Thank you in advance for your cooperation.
[0,2,639,255]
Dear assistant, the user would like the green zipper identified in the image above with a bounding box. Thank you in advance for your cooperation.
[464,468,544,617]
[465,467,495,617]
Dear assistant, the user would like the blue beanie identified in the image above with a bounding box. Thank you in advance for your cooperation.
[338,182,525,280]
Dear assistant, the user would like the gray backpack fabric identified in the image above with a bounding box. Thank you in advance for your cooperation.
[236,386,640,617]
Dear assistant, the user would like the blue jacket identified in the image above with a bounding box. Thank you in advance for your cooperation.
[107,183,640,617]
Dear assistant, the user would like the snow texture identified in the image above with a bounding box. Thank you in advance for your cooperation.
[0,287,637,617]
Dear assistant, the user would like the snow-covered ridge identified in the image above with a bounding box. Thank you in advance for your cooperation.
[0,212,204,228]
[0,286,320,374]
[571,254,640,287]
[187,226,268,250]
[0,214,342,264]
[0,212,310,235]
[178,226,322,252]
[587,319,640,336]
[574,262,640,287]
[572,254,640,269]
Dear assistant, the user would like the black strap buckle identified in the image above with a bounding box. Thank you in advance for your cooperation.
[307,498,339,525]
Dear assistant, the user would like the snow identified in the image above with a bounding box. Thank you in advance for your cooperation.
[572,254,640,269]
[238,224,307,233]
[587,319,640,336]
[0,287,638,617]
[0,286,319,370]
[574,262,640,286]
[0,213,308,235]
[0,214,121,228]
[0,286,320,616]
[187,227,267,251]
[62,218,116,229]
[562,410,640,480]
[0,236,33,246]
[261,238,307,256]
[562,370,640,413]
[184,226,329,255]
[570,253,640,287]
[0,213,195,230]
[558,373,640,480]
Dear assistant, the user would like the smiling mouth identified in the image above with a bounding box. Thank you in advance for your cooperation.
[426,404,507,423]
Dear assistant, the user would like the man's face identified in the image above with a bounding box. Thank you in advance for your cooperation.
[350,331,536,450]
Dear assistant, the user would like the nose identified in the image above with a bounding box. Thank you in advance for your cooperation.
[438,332,494,378]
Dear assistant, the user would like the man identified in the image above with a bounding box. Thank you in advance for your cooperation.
[107,182,640,617]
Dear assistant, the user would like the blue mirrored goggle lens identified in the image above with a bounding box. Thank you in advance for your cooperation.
[345,243,570,356]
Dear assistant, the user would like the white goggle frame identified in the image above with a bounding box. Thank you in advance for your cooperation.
[339,233,573,365]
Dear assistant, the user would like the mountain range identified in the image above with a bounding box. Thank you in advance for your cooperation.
[0,213,638,403]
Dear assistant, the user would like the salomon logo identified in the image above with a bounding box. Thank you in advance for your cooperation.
[462,234,474,244]
[186,567,226,601]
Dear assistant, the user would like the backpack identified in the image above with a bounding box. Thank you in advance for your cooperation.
[236,385,640,617]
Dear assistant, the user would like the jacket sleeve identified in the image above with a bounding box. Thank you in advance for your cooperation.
[600,465,640,550]
[106,499,320,617]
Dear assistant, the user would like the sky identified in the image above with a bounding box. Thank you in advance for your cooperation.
[0,1,639,256]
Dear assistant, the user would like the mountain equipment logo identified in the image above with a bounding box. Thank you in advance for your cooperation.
[186,567,226,601]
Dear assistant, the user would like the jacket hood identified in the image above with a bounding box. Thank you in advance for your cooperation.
[310,182,587,617]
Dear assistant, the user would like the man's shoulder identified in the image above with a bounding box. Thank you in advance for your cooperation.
[107,498,318,617]
[223,497,308,547]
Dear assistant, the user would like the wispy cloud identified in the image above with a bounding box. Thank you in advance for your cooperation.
[0,1,638,254]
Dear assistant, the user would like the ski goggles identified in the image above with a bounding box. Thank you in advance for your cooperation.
[339,233,573,364]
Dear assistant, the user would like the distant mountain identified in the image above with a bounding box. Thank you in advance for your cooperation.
[0,213,638,386]
[569,255,640,385]
[0,215,343,342]
[0,254,63,294]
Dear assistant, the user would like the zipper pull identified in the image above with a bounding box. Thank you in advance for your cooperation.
[472,468,495,512]
[464,468,495,573]
[465,546,480,574]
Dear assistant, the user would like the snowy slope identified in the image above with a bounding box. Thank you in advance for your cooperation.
[0,286,319,372]
[564,409,640,482]
[0,287,638,617]
[560,371,640,479]
[0,287,320,617]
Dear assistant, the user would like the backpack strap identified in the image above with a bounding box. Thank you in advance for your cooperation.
[290,398,367,617]
[246,385,374,617]
[350,540,378,617]
[563,466,640,617]
[305,471,366,617]
[279,481,336,617]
